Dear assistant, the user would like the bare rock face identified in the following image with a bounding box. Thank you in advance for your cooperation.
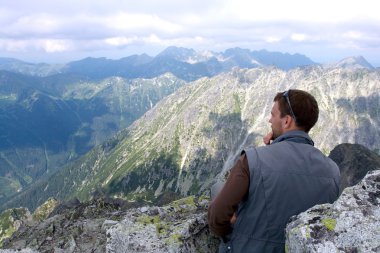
[329,143,380,190]
[106,196,219,253]
[285,170,380,253]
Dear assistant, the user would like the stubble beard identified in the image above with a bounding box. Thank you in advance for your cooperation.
[271,127,282,140]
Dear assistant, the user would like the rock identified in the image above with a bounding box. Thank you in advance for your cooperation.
[0,197,135,253]
[329,143,380,190]
[285,170,380,252]
[102,220,119,231]
[0,208,33,248]
[32,198,58,222]
[54,235,76,253]
[0,249,39,253]
[106,196,219,253]
[48,198,81,217]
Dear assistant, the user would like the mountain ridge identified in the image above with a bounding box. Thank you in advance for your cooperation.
[2,65,379,211]
[1,46,319,81]
[0,72,186,201]
[326,56,374,70]
[1,47,375,82]
[0,46,322,201]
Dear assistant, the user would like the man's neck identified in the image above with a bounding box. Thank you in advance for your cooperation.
[282,126,303,134]
[273,130,314,146]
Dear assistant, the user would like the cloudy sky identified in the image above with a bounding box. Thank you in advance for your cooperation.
[0,0,379,66]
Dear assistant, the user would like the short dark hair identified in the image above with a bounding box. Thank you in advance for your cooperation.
[274,89,319,132]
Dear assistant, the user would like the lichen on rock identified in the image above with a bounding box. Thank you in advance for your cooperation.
[1,196,218,253]
[31,198,58,222]
[321,218,336,231]
[0,208,32,248]
[286,170,380,252]
[106,195,219,253]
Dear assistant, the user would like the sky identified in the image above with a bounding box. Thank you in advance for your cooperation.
[0,0,379,66]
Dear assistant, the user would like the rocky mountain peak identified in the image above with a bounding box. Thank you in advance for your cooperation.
[329,143,380,190]
[330,56,374,70]
[156,46,197,61]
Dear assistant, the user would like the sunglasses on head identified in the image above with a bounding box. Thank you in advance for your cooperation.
[283,90,297,122]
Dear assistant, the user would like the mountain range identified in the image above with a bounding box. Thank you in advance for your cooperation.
[0,70,186,201]
[1,61,379,211]
[0,46,329,203]
[0,46,320,81]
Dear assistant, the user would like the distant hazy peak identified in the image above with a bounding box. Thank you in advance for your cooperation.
[156,46,197,59]
[328,56,374,70]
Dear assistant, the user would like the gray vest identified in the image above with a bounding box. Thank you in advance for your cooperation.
[220,131,340,253]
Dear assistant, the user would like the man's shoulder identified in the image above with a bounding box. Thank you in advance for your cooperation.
[242,142,286,155]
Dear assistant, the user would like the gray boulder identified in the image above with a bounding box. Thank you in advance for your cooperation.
[0,249,39,253]
[0,208,33,248]
[329,143,380,191]
[286,169,380,252]
[106,196,219,253]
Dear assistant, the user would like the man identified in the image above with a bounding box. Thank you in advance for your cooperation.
[208,89,340,253]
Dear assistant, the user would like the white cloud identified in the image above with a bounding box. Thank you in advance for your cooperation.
[104,36,139,46]
[140,34,210,49]
[220,0,380,23]
[265,36,281,43]
[291,34,307,42]
[343,31,362,40]
[0,39,29,52]
[336,41,361,50]
[0,38,72,53]
[144,34,162,44]
[102,12,183,33]
[41,40,71,53]
[0,0,379,66]
[2,13,62,36]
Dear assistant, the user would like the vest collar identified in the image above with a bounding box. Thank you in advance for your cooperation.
[271,130,314,146]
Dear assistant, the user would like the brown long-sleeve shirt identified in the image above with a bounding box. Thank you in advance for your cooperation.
[207,153,250,237]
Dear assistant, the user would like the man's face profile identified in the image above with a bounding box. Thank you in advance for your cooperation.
[269,101,286,139]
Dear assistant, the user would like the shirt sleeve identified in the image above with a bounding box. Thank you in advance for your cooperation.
[207,153,250,237]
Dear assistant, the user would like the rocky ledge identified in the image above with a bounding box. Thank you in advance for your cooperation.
[0,196,218,253]
[0,197,139,252]
[107,196,219,253]
[1,170,379,253]
[286,169,380,252]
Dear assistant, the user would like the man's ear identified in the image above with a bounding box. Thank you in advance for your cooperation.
[283,115,294,129]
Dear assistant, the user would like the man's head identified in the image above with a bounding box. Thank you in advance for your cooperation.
[270,89,319,138]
